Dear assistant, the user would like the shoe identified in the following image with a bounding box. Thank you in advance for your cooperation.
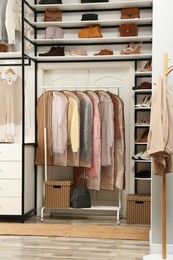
[135,129,149,142]
[135,119,150,125]
[94,49,113,55]
[132,81,151,90]
[135,170,151,178]
[66,49,87,56]
[135,95,148,107]
[140,150,150,160]
[132,151,143,160]
[120,42,142,55]
[142,96,151,107]
[39,46,65,56]
[139,60,152,72]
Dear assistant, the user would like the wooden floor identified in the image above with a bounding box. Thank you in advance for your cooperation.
[0,215,150,259]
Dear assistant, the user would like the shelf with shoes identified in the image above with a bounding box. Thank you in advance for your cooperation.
[30,0,153,11]
[24,0,152,62]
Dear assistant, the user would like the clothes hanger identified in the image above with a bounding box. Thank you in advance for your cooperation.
[166,65,173,76]
[5,67,16,75]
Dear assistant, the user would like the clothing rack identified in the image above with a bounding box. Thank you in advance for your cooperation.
[143,53,173,260]
[40,86,124,224]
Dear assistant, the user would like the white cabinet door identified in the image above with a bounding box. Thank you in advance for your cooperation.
[0,144,22,161]
[0,162,22,179]
[0,198,21,215]
[0,180,21,197]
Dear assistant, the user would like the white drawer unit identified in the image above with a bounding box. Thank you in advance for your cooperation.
[0,180,21,197]
[0,198,21,215]
[0,162,22,179]
[0,144,22,161]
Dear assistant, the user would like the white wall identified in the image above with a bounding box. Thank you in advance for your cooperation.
[151,0,173,252]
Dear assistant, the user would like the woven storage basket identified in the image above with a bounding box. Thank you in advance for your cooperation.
[126,194,151,224]
[45,180,73,208]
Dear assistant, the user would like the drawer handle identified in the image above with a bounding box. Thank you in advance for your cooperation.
[53,185,61,189]
[135,201,144,204]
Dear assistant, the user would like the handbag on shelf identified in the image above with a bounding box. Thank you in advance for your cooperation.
[78,25,103,38]
[0,44,9,52]
[39,0,62,4]
[119,24,138,37]
[45,27,64,39]
[44,8,62,22]
[71,186,91,208]
[121,8,140,19]
[81,13,98,21]
[81,0,108,3]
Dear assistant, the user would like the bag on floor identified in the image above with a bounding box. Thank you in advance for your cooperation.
[71,186,91,208]
[0,44,9,52]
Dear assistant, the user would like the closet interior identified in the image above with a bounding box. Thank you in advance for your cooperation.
[0,0,152,223]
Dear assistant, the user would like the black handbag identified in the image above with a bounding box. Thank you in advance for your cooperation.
[39,0,62,4]
[71,186,91,208]
[81,13,98,21]
[81,0,108,3]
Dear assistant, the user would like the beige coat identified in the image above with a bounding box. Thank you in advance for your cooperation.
[147,75,173,176]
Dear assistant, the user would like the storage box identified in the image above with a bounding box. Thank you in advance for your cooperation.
[45,180,73,208]
[126,194,151,224]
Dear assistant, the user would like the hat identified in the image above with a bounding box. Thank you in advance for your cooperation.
[132,81,151,90]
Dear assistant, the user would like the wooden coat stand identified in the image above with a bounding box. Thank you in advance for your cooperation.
[143,53,173,260]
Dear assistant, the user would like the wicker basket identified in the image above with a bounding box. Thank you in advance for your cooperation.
[45,180,73,208]
[126,194,151,224]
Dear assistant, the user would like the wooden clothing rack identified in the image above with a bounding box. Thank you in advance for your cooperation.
[143,53,173,260]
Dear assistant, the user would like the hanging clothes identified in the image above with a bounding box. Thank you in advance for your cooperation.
[0,0,8,42]
[97,90,115,190]
[108,92,126,190]
[0,76,22,126]
[86,90,101,191]
[51,91,68,166]
[76,91,93,167]
[35,91,53,165]
[147,75,173,176]
[63,90,80,167]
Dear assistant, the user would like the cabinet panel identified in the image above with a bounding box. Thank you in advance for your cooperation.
[0,162,22,179]
[0,180,21,197]
[0,144,22,161]
[0,198,21,215]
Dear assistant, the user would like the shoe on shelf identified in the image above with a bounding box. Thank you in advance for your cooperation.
[135,119,150,125]
[120,42,142,55]
[139,60,152,72]
[140,150,150,160]
[141,95,151,107]
[135,129,149,142]
[135,95,148,107]
[132,151,143,160]
[66,49,88,56]
[132,81,151,90]
[94,49,113,55]
[39,46,65,56]
[135,170,151,178]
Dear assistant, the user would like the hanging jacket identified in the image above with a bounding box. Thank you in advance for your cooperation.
[35,91,53,165]
[86,90,101,190]
[97,90,115,190]
[76,91,93,167]
[51,91,68,166]
[63,91,80,167]
[108,92,126,190]
[147,75,173,176]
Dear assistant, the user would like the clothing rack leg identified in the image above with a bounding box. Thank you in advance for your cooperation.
[162,175,166,259]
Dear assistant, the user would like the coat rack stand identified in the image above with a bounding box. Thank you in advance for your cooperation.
[143,53,173,260]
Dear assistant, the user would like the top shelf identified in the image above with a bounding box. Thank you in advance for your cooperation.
[30,1,152,11]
